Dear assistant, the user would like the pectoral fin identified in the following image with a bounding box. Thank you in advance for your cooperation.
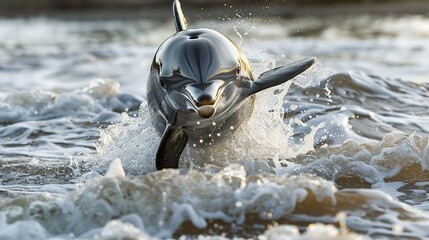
[156,124,188,170]
[249,57,316,95]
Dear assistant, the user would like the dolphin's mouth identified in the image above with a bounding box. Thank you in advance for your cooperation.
[197,105,216,118]
[179,93,219,119]
[194,91,219,118]
[182,80,226,119]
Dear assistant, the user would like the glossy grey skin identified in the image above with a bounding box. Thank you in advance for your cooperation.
[147,0,316,170]
[147,28,255,143]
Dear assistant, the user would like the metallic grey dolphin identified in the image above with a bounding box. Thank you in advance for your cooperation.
[146,0,316,170]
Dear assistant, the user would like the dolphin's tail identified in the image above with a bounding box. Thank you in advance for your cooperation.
[173,0,188,32]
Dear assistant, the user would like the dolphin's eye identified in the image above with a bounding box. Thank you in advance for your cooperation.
[159,80,166,89]
[236,67,241,77]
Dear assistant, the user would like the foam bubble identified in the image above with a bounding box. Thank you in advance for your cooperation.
[261,223,370,240]
[0,213,48,240]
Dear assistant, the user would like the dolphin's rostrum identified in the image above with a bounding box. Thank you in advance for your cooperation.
[146,0,316,170]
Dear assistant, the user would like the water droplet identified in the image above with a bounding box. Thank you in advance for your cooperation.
[290,104,298,111]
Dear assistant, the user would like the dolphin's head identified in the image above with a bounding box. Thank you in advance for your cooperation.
[152,28,253,120]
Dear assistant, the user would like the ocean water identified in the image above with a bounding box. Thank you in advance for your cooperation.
[1,9,429,239]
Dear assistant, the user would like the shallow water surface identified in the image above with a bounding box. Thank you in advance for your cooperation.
[1,10,429,239]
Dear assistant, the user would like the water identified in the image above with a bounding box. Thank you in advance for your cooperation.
[1,9,429,239]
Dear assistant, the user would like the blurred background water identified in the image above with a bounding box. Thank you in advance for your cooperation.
[1,0,429,239]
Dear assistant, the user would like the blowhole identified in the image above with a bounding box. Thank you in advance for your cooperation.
[189,36,199,39]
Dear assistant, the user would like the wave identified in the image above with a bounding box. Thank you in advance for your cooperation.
[1,165,428,239]
[0,79,141,124]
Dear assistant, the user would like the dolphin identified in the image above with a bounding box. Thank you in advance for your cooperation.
[146,0,316,170]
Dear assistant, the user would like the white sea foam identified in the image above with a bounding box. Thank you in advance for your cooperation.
[105,158,126,179]
[1,166,429,239]
[94,102,159,175]
[0,79,138,124]
[285,132,429,185]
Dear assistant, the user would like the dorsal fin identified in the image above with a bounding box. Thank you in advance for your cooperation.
[173,0,188,32]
